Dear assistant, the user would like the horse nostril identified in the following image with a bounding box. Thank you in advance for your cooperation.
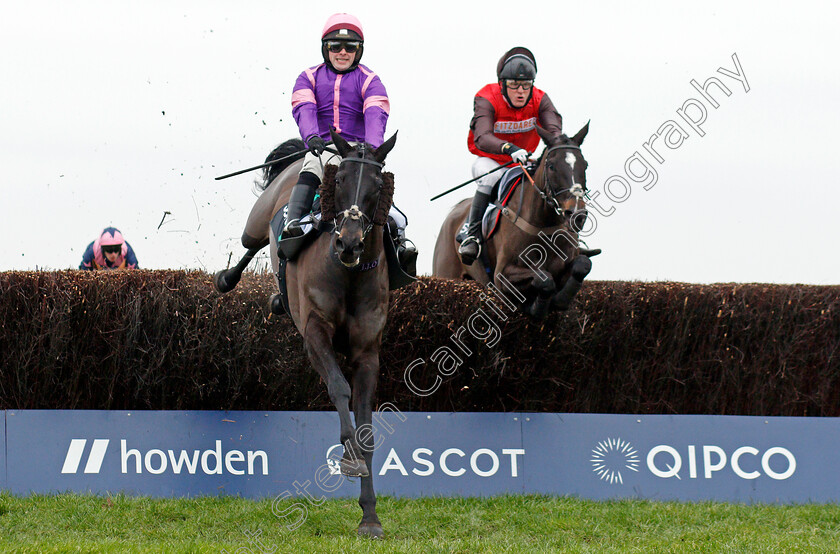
[564,210,574,220]
[335,237,345,252]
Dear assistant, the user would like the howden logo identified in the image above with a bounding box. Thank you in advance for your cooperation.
[62,439,110,474]
[61,439,269,476]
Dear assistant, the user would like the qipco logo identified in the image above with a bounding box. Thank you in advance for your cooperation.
[647,445,796,481]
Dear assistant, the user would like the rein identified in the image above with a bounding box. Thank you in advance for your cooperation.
[500,144,586,237]
[536,144,586,216]
[333,145,385,240]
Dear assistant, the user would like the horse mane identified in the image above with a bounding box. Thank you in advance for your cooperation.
[257,138,306,191]
[536,134,575,165]
[375,172,395,225]
[320,165,338,221]
[320,164,395,226]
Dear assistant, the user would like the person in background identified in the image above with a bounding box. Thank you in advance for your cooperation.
[79,227,139,270]
[460,47,564,265]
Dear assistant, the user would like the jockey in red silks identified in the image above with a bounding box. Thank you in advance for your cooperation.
[79,227,139,270]
[283,12,390,238]
[459,47,564,266]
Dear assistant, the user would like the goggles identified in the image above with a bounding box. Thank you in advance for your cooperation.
[505,80,534,91]
[325,40,361,54]
[102,244,122,255]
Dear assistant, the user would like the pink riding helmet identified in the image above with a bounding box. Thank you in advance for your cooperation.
[321,13,364,41]
[99,227,125,246]
[95,227,128,262]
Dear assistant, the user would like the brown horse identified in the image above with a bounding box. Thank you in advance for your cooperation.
[216,128,397,538]
[433,123,597,319]
[212,137,306,295]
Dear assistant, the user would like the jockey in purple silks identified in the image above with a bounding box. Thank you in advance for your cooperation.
[79,227,139,270]
[282,13,416,273]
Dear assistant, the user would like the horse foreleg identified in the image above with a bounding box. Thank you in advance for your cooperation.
[303,314,364,476]
[352,350,383,538]
[552,254,593,311]
[500,264,556,319]
[493,263,554,319]
[214,247,262,293]
[526,273,555,320]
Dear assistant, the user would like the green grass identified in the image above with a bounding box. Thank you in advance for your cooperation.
[1,492,839,553]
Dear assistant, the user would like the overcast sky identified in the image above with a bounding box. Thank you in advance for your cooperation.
[2,1,838,284]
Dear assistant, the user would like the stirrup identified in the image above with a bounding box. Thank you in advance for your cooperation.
[399,237,417,251]
[459,236,481,253]
[398,238,417,256]
[458,236,481,265]
[282,218,303,238]
[398,241,418,276]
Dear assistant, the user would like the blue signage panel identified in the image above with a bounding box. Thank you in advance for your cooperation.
[356,411,524,497]
[4,410,840,502]
[521,413,840,503]
[2,410,525,499]
[0,411,6,490]
[5,410,333,498]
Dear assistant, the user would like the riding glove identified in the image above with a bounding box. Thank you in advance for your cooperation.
[307,136,327,156]
[502,143,529,164]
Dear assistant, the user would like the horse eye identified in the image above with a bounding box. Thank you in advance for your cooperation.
[547,163,555,171]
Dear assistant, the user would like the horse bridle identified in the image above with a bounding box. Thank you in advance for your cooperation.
[333,145,384,240]
[534,144,586,217]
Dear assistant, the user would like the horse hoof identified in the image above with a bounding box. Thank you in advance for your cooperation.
[357,523,383,539]
[340,458,369,477]
[213,270,239,294]
[269,294,285,316]
[527,302,551,320]
[571,256,593,281]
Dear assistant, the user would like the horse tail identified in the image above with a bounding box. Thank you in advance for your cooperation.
[256,138,306,191]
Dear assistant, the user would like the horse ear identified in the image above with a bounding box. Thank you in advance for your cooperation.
[571,121,590,146]
[373,131,398,163]
[536,125,557,147]
[330,128,353,157]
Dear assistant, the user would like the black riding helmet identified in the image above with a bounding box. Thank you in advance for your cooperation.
[497,47,538,106]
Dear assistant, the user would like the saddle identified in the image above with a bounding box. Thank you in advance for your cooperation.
[269,201,415,317]
[456,165,526,245]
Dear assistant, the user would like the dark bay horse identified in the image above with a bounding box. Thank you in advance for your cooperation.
[216,129,398,538]
[433,123,597,319]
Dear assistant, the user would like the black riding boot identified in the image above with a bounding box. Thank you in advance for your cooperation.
[458,191,491,265]
[386,216,418,277]
[396,230,418,277]
[282,172,320,238]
